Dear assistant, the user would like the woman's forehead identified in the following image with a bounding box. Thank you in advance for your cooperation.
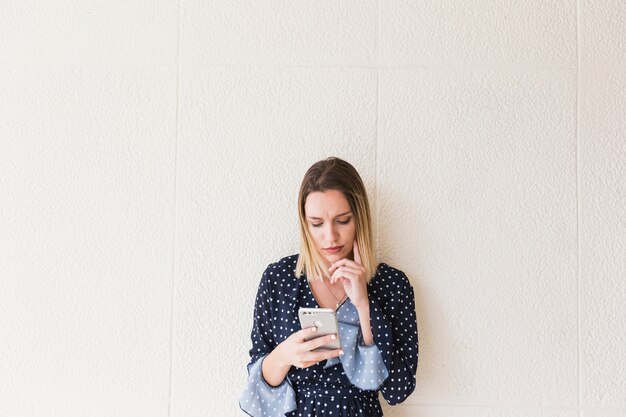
[304,190,351,217]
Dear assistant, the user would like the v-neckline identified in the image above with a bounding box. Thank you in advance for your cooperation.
[305,277,348,312]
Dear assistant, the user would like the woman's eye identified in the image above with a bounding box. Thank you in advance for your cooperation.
[311,219,350,227]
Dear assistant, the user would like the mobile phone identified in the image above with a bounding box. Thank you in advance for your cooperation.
[298,307,342,351]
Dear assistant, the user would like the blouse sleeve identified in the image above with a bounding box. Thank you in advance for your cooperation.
[239,266,297,417]
[324,302,389,390]
[368,271,419,405]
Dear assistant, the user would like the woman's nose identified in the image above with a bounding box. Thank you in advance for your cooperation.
[324,224,339,242]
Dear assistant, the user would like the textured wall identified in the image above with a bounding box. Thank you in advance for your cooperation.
[0,1,624,417]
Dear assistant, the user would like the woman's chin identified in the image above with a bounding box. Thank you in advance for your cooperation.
[325,251,344,263]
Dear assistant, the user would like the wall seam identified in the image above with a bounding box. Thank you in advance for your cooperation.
[143,63,575,71]
[392,405,626,412]
[375,0,380,256]
[576,0,582,414]
[166,0,183,416]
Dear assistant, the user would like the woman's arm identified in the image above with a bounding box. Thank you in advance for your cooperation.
[371,271,418,405]
[357,305,374,345]
[240,265,297,416]
[261,345,292,387]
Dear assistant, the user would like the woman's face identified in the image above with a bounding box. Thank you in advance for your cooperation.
[304,189,356,268]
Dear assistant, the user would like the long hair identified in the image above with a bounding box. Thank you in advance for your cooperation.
[294,157,377,283]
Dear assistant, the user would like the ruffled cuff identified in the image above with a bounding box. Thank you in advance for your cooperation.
[324,302,389,390]
[239,354,297,417]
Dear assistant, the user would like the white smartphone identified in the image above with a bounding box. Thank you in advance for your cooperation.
[298,307,342,351]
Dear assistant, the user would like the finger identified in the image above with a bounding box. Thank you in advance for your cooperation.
[302,348,344,365]
[353,240,362,265]
[329,258,357,274]
[296,326,318,341]
[330,267,344,284]
[329,348,344,358]
[299,350,342,368]
[317,348,344,361]
[331,265,359,279]
[302,333,338,352]
[331,267,359,284]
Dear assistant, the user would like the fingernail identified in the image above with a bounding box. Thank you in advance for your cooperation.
[339,350,344,355]
[311,327,317,332]
[330,334,336,340]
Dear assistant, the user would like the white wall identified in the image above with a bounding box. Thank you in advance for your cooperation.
[0,1,624,416]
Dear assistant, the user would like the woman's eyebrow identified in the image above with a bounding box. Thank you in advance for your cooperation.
[306,211,352,220]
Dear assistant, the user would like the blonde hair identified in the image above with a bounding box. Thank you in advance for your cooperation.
[294,157,377,283]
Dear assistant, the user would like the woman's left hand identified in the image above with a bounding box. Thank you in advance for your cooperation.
[329,240,369,309]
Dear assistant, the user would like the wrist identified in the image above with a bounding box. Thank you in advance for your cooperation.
[355,304,370,313]
[354,296,370,310]
[271,344,292,370]
[356,305,374,345]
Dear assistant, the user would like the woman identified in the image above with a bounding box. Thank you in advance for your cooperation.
[240,157,418,416]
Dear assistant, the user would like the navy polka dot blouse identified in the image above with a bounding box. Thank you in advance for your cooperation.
[240,254,418,416]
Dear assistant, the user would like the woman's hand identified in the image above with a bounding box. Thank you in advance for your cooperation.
[274,327,344,369]
[262,327,343,386]
[328,240,369,309]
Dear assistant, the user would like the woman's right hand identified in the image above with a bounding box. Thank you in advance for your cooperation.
[275,326,343,369]
[261,326,344,387]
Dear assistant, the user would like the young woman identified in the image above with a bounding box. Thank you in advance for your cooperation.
[240,157,418,416]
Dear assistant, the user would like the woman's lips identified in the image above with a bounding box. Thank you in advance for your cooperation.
[324,246,343,254]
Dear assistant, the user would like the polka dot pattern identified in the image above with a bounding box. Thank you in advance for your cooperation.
[239,254,419,416]
[239,354,297,416]
[323,300,389,390]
